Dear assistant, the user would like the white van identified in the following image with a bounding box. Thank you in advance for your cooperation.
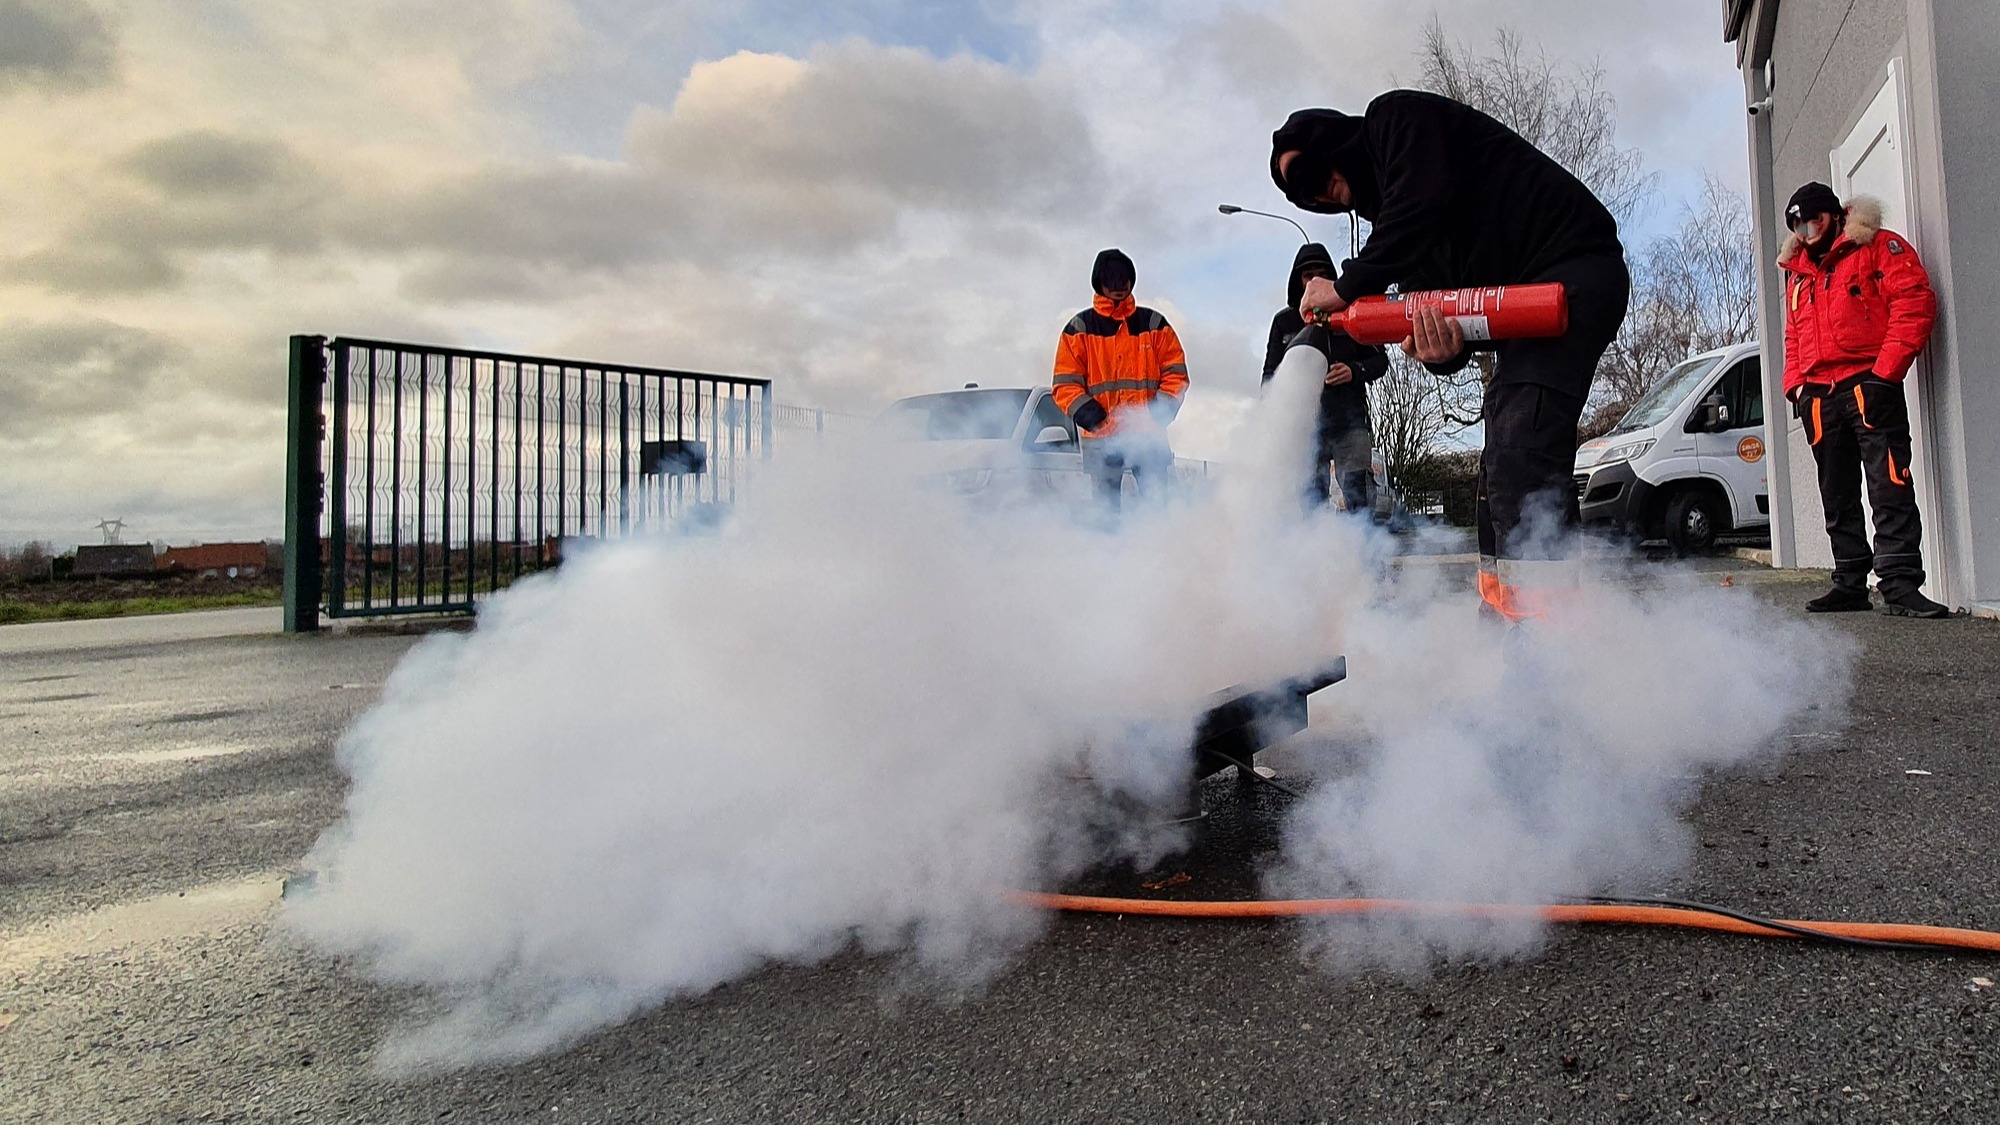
[1572,340,1769,553]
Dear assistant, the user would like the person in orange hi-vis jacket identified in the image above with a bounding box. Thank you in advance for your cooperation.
[1051,249,1190,511]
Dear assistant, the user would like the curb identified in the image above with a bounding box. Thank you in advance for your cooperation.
[325,615,475,638]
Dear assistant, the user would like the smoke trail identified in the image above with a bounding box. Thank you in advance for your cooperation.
[1273,562,1853,968]
[284,340,1849,1067]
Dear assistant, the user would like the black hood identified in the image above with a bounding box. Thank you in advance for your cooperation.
[1286,242,1336,309]
[1270,108,1381,218]
[1091,248,1135,296]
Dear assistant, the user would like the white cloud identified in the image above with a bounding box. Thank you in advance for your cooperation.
[0,0,116,92]
[0,0,1750,546]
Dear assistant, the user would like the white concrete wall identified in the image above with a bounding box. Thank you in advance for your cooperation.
[1736,0,2000,609]
[1760,0,1907,573]
[1905,0,2000,609]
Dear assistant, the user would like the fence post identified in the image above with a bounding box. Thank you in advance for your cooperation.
[762,383,776,458]
[617,377,631,535]
[284,335,326,633]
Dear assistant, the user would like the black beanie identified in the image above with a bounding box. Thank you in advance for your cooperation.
[1785,181,1842,228]
[1091,248,1135,295]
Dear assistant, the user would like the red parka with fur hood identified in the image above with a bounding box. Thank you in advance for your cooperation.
[1778,196,1937,399]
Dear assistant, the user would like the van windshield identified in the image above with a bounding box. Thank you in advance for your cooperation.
[878,390,1031,441]
[1611,356,1725,434]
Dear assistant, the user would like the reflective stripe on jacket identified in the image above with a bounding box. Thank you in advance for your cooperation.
[1778,196,1937,398]
[1051,294,1189,437]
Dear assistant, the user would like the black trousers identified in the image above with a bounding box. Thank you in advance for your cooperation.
[1476,252,1630,572]
[1478,383,1587,563]
[1306,416,1375,515]
[1083,435,1172,512]
[1800,375,1927,596]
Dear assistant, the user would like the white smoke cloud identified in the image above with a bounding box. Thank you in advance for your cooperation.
[1276,568,1852,969]
[282,338,1849,1070]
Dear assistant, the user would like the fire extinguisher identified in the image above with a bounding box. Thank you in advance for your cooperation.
[1306,282,1568,345]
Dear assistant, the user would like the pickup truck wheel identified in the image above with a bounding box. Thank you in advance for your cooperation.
[1664,489,1723,556]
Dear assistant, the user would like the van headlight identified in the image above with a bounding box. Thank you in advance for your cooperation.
[946,468,991,493]
[1596,438,1654,467]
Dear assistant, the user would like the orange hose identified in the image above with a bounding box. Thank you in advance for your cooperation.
[1015,892,2000,953]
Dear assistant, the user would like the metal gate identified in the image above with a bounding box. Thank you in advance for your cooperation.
[284,335,772,631]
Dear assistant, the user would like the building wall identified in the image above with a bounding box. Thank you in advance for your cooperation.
[1741,0,2000,608]
[1910,0,2000,609]
[1761,0,1906,571]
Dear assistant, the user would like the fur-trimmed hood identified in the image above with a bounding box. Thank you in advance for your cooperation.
[1779,195,1882,267]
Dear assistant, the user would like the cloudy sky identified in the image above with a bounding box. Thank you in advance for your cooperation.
[0,0,1748,548]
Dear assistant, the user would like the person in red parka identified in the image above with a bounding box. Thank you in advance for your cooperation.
[1779,181,1947,617]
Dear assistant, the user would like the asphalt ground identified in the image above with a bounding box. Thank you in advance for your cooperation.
[4,562,1999,1124]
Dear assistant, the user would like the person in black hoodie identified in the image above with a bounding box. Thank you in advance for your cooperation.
[1269,89,1630,622]
[1261,243,1388,514]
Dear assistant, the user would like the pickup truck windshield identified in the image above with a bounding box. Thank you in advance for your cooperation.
[1611,355,1725,434]
[879,389,1032,441]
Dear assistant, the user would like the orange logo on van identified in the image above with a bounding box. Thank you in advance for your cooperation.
[1738,436,1765,463]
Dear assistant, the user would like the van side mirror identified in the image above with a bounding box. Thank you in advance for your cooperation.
[1687,395,1728,433]
[1033,425,1073,446]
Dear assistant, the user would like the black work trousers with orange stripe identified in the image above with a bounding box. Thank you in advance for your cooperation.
[1799,374,1927,597]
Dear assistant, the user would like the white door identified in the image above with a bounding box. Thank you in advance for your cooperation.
[1829,60,1945,600]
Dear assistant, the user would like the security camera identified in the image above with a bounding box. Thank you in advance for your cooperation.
[1747,96,1773,116]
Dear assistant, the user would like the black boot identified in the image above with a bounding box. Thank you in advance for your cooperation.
[1880,588,1951,618]
[1806,585,1873,613]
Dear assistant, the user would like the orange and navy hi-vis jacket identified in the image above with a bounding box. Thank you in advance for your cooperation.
[1778,196,1937,399]
[1051,294,1189,437]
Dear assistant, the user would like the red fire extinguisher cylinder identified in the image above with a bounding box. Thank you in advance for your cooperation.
[1308,282,1569,346]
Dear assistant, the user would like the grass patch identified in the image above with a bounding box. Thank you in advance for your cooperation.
[0,591,282,626]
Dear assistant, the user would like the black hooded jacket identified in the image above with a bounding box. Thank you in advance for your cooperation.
[1260,242,1386,434]
[1270,90,1623,305]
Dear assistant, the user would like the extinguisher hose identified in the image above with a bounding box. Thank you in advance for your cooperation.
[1015,891,2000,955]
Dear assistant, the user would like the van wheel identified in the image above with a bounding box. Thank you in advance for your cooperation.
[1664,490,1723,556]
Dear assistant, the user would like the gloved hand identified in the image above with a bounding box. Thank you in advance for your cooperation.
[1149,394,1182,424]
[1073,397,1109,432]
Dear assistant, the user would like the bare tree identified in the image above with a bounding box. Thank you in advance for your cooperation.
[1590,175,1758,431]
[1415,19,1653,227]
[1645,174,1758,348]
[1408,18,1657,432]
[0,541,54,583]
[1367,352,1451,485]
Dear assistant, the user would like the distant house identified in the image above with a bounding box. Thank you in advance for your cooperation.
[71,544,157,579]
[158,542,268,579]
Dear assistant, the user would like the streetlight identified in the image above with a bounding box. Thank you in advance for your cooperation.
[1217,204,1310,244]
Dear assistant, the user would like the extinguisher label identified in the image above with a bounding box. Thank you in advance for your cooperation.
[1454,316,1493,342]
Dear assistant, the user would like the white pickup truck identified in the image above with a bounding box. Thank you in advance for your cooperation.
[878,385,1211,504]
